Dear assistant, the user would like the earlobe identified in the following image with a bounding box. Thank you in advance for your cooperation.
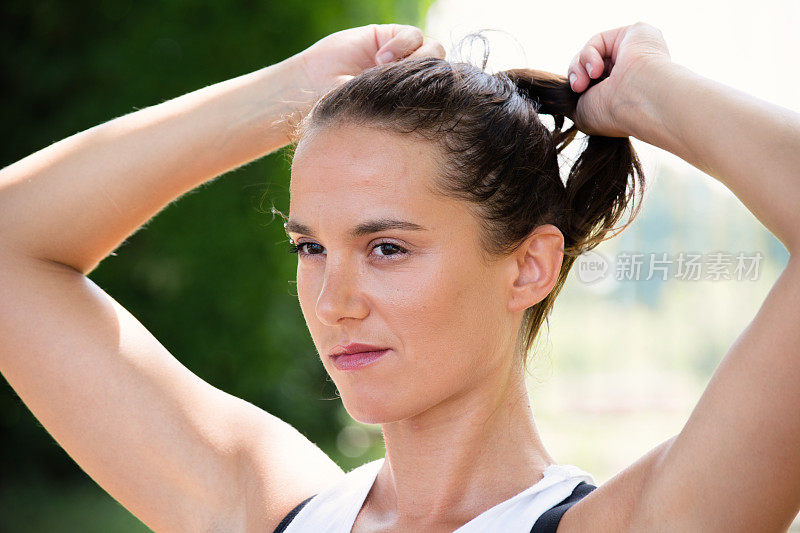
[507,225,564,313]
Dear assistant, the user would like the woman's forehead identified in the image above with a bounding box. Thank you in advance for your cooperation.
[288,125,452,224]
[286,125,484,251]
[290,124,438,191]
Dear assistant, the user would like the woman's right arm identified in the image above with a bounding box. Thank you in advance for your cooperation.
[0,54,312,275]
[0,23,442,531]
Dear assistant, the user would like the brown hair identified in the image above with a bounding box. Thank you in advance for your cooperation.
[287,37,646,372]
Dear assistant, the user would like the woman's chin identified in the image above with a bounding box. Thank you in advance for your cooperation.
[341,394,409,425]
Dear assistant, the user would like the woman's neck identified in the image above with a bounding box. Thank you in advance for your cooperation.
[367,365,554,529]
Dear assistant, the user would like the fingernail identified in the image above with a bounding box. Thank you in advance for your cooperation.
[377,51,393,64]
[569,72,577,89]
[585,62,593,77]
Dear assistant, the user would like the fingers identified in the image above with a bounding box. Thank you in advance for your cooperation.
[373,24,445,64]
[567,25,628,92]
[405,37,446,61]
[582,43,606,79]
[375,25,424,64]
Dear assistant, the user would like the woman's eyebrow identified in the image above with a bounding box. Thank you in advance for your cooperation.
[284,218,428,238]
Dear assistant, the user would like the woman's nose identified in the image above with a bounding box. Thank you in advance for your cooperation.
[315,260,369,326]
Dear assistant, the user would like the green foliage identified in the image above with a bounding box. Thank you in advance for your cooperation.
[0,0,432,528]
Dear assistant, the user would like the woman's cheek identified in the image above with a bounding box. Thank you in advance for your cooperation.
[388,259,465,335]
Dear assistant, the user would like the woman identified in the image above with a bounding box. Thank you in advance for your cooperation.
[0,20,798,532]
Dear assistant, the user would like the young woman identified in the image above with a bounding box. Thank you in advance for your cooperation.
[1,20,798,532]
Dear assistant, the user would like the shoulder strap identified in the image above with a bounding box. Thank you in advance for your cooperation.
[529,481,597,533]
[272,494,316,533]
[272,480,597,533]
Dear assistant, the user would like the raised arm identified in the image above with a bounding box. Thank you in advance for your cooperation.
[0,24,443,275]
[0,53,300,275]
[620,59,800,254]
[567,22,800,530]
[0,24,444,531]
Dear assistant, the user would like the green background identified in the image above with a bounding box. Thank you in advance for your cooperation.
[0,1,432,530]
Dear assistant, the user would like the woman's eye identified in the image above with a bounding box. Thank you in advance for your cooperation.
[301,242,324,255]
[287,241,408,259]
[374,243,406,256]
[287,242,323,255]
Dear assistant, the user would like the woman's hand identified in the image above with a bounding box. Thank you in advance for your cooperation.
[566,21,672,137]
[293,24,446,99]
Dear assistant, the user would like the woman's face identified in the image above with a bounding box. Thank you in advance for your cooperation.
[288,124,521,424]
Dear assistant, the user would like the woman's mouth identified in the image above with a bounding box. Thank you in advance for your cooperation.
[330,349,390,371]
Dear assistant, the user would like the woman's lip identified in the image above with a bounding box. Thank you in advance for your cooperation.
[331,349,390,371]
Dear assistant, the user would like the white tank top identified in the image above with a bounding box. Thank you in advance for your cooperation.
[280,457,596,532]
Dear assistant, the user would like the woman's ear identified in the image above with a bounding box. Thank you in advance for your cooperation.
[506,224,565,313]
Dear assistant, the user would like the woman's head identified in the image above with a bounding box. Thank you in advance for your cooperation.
[283,48,645,423]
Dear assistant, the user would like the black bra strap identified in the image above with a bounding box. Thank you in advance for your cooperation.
[530,481,597,533]
[272,494,316,533]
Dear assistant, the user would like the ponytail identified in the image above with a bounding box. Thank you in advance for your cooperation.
[501,68,646,259]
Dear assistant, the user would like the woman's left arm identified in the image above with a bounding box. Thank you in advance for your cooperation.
[581,41,800,531]
[617,58,800,254]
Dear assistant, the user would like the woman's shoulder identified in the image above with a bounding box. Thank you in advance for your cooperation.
[555,438,674,532]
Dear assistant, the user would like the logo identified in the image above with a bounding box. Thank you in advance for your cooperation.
[575,250,610,284]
